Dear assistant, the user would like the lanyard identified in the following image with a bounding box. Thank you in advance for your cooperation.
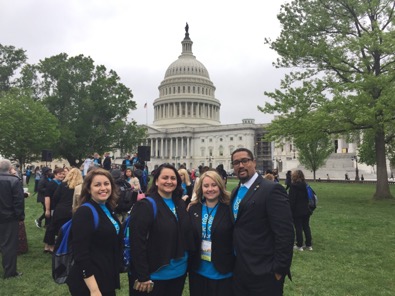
[204,202,218,239]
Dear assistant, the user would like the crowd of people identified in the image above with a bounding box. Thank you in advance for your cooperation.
[0,148,317,296]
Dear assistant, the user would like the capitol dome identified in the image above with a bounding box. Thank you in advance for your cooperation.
[153,24,221,127]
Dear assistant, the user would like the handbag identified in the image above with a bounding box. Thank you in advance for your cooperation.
[137,190,145,201]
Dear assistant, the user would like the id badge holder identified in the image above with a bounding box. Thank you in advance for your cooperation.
[200,239,212,261]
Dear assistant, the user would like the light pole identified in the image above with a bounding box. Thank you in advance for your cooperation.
[351,156,359,181]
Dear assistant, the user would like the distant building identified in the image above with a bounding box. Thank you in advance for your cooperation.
[141,25,272,172]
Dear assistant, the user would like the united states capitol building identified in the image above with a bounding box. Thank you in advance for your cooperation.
[137,25,380,180]
[140,25,272,173]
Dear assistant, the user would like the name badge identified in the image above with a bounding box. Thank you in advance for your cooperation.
[201,240,212,261]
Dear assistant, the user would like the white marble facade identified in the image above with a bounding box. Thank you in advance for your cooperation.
[142,26,270,171]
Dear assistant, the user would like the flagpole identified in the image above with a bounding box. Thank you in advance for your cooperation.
[145,102,148,127]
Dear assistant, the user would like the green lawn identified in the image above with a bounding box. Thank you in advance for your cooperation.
[1,179,394,295]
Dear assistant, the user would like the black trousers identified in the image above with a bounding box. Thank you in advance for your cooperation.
[44,216,69,245]
[294,215,312,247]
[128,273,186,296]
[0,220,19,278]
[233,272,285,296]
[189,271,232,296]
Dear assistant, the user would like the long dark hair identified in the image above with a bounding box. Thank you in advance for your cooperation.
[75,168,118,212]
[291,170,306,184]
[146,163,183,198]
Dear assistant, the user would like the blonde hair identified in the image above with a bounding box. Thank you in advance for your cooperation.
[178,168,191,186]
[63,168,83,189]
[191,170,230,205]
[264,173,274,181]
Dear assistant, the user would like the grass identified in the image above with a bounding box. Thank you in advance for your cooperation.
[1,179,395,295]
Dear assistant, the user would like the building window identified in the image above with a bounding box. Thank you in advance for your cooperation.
[209,138,212,142]
[230,137,233,141]
[239,136,242,140]
[219,138,223,142]
[201,139,205,143]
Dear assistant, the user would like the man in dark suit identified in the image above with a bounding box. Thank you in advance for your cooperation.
[230,148,294,296]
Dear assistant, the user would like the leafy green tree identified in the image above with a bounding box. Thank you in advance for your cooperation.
[294,134,333,180]
[0,90,60,165]
[29,53,145,166]
[116,122,148,156]
[263,0,395,199]
[0,44,27,92]
[264,109,333,180]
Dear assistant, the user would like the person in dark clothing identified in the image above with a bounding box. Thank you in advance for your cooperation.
[188,170,234,296]
[215,164,228,187]
[288,170,313,251]
[0,159,25,279]
[134,163,148,193]
[230,148,294,296]
[25,167,32,185]
[43,167,65,253]
[111,169,136,222]
[121,154,132,172]
[35,167,52,228]
[128,164,193,296]
[285,170,292,191]
[66,169,122,296]
[46,168,83,251]
[103,152,112,171]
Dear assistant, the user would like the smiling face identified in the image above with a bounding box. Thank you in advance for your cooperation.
[232,151,256,183]
[201,176,220,203]
[156,168,177,198]
[89,175,112,204]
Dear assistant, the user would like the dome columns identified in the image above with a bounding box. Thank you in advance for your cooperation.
[154,102,220,121]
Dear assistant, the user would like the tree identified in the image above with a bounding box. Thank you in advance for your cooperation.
[263,107,333,180]
[116,122,148,156]
[0,90,60,166]
[263,0,395,199]
[0,44,27,92]
[29,53,145,166]
[294,134,333,180]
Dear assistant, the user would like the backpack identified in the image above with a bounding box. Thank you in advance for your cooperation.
[121,196,157,273]
[306,184,318,212]
[52,203,99,284]
[116,182,136,213]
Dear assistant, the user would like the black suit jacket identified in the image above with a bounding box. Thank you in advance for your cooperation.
[188,202,235,274]
[230,175,294,279]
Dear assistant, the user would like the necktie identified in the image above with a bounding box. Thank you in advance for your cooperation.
[238,185,248,199]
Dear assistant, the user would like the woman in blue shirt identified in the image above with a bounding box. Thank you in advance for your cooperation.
[128,163,193,296]
[188,170,234,296]
[67,169,122,296]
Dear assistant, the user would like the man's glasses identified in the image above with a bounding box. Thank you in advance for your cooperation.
[231,158,252,166]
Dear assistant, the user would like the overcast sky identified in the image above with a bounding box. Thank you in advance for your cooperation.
[1,0,289,125]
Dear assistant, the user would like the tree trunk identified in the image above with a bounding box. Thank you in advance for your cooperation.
[374,129,393,199]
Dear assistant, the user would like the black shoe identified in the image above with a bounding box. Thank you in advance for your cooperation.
[4,272,23,279]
